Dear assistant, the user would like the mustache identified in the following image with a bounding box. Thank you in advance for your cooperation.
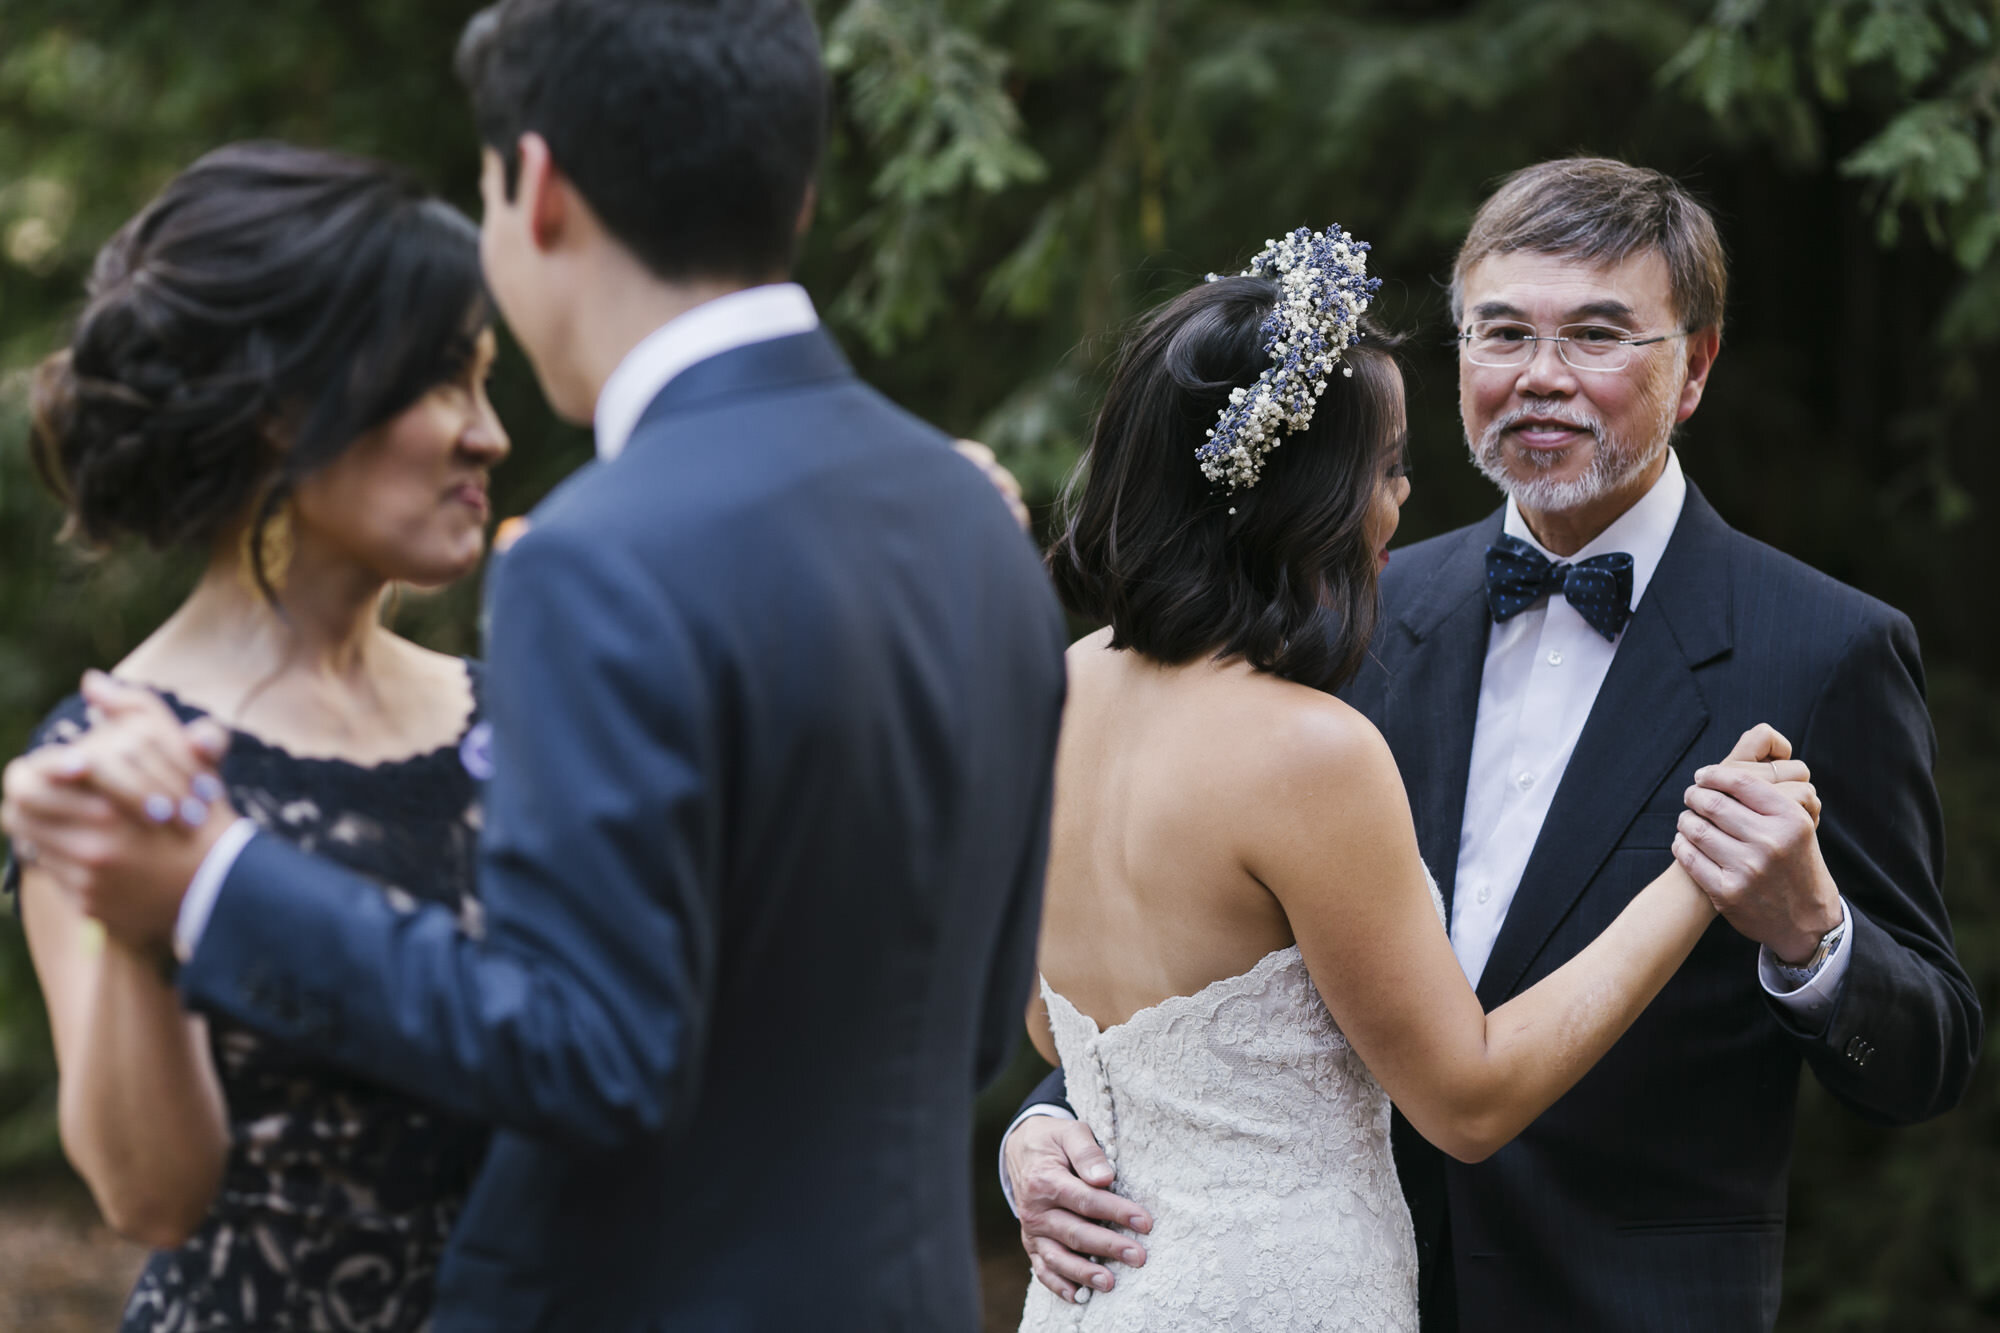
[1482,403,1605,444]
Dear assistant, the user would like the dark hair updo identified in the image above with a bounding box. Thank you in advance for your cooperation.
[30,141,491,586]
[1048,277,1406,695]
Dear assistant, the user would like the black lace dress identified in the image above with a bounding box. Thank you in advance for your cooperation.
[4,669,491,1333]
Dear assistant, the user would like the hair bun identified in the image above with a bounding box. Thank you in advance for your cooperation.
[30,224,271,551]
[26,141,487,558]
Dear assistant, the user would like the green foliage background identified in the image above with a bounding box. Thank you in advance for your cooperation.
[0,1,1996,1325]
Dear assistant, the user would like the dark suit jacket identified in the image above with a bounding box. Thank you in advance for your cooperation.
[1021,482,1977,1331]
[180,329,1071,1333]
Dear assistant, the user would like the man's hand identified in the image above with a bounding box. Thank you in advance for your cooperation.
[1005,1115,1152,1304]
[953,439,1031,532]
[1674,723,1841,964]
[1,673,234,954]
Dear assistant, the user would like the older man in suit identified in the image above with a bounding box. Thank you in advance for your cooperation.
[1002,157,1978,1331]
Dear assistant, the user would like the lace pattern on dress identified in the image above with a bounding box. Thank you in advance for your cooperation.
[1019,872,1446,1333]
[7,670,490,1333]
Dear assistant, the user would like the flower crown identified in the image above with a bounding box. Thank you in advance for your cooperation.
[1196,225,1381,493]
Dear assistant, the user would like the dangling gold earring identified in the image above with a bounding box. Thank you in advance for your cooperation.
[238,504,295,598]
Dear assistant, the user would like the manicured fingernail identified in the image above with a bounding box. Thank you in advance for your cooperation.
[53,749,87,778]
[179,797,209,827]
[1122,1248,1143,1264]
[144,794,175,824]
[1129,1214,1148,1230]
[1095,1272,1114,1290]
[192,774,224,804]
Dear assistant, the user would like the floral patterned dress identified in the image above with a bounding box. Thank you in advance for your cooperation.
[5,667,491,1333]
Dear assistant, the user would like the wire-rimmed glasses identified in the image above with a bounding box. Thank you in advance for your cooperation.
[1457,320,1688,373]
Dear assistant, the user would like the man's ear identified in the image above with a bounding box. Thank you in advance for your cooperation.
[1674,326,1722,424]
[516,132,568,253]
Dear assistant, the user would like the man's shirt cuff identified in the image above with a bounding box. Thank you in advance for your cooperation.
[998,1102,1077,1217]
[174,818,257,964]
[1758,896,1853,1031]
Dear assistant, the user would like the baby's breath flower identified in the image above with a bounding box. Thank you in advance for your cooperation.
[1195,225,1380,493]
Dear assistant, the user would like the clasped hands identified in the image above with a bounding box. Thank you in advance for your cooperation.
[1008,723,1841,1304]
[2,673,240,959]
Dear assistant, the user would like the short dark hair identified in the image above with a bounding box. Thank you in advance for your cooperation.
[30,141,490,593]
[455,0,827,284]
[1451,157,1728,335]
[1049,278,1405,695]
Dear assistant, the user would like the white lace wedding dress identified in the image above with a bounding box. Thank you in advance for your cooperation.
[1017,933,1425,1332]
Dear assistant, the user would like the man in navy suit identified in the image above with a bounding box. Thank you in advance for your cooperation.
[10,1,1068,1329]
[1001,159,1978,1330]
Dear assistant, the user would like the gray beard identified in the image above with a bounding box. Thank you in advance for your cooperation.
[1468,402,1671,514]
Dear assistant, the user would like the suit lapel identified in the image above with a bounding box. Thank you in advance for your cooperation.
[1376,515,1502,915]
[1473,484,1735,1007]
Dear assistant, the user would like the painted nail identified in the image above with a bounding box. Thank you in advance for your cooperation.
[179,797,209,827]
[191,774,225,804]
[1129,1215,1148,1231]
[1095,1272,1113,1290]
[143,794,175,824]
[1123,1248,1143,1264]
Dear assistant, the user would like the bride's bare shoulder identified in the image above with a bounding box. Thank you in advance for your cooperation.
[1246,677,1401,795]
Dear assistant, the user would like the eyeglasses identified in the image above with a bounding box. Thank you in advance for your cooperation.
[1457,320,1688,373]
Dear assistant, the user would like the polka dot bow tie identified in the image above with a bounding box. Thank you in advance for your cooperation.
[1484,533,1634,642]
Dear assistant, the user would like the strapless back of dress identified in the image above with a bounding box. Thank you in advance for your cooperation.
[1019,945,1419,1332]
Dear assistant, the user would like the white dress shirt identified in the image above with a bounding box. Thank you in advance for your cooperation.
[173,284,822,963]
[1449,452,1686,983]
[998,448,1851,1211]
[592,282,819,462]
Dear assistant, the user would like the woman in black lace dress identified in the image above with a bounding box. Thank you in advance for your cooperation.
[6,142,508,1331]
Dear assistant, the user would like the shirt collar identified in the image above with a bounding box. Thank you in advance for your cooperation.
[592,282,820,462]
[1502,446,1688,609]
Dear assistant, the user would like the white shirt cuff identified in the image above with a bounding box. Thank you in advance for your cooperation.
[998,1102,1077,1217]
[1758,897,1853,1030]
[173,818,257,964]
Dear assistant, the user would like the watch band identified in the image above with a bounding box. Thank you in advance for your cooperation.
[1774,918,1846,987]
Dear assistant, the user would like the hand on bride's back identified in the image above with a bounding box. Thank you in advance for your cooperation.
[1006,1115,1152,1304]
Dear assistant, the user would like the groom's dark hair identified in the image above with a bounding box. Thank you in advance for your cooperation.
[455,0,826,283]
[1048,279,1405,695]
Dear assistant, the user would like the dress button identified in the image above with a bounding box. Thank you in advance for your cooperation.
[1516,771,1536,792]
[1546,649,1563,666]
[1477,885,1491,904]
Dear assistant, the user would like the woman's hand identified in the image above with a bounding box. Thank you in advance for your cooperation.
[953,439,1031,531]
[2,673,234,953]
[1675,724,1842,964]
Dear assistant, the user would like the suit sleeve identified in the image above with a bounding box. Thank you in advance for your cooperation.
[1777,610,1981,1123]
[1019,1066,1071,1116]
[178,528,719,1151]
[975,714,1060,1091]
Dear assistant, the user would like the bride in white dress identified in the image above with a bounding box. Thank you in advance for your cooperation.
[1016,230,1816,1332]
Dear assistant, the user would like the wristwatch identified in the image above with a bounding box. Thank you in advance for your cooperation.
[1773,917,1846,987]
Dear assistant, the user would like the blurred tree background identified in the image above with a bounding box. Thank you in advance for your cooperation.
[1,0,1997,1327]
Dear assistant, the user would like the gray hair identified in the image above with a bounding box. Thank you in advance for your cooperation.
[1450,157,1728,335]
